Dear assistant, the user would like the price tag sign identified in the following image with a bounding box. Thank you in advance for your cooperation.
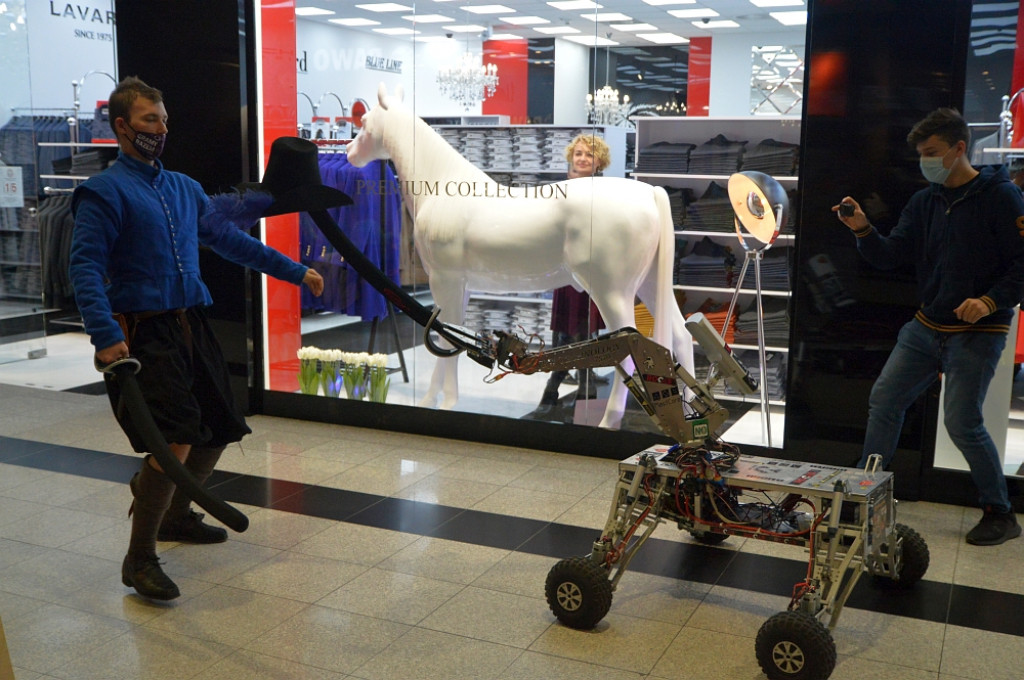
[0,166,24,208]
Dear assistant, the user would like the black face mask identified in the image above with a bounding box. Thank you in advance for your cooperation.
[124,121,166,160]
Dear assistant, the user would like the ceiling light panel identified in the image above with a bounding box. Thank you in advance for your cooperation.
[668,8,719,18]
[770,10,807,25]
[637,32,689,44]
[547,0,602,9]
[460,4,515,13]
[642,0,696,5]
[750,0,803,6]
[329,17,381,26]
[581,13,632,22]
[488,33,525,40]
[692,19,740,28]
[373,27,420,34]
[564,34,619,46]
[295,7,334,16]
[401,14,453,22]
[500,15,550,25]
[534,26,581,34]
[611,23,659,31]
[443,24,489,32]
[355,3,413,11]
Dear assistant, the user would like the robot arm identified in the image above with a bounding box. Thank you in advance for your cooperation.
[493,314,757,446]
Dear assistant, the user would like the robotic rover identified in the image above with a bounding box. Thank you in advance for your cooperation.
[301,206,930,680]
[491,314,930,680]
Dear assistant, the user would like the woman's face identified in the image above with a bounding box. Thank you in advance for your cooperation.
[570,142,596,178]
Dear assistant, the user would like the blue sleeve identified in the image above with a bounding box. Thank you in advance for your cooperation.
[69,185,125,350]
[196,189,308,285]
[982,182,1024,311]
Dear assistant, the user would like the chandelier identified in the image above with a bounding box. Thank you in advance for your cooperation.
[437,53,499,111]
[586,85,632,125]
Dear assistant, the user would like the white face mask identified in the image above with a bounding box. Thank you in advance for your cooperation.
[919,145,957,184]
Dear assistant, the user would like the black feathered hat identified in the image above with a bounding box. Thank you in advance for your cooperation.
[236,136,352,217]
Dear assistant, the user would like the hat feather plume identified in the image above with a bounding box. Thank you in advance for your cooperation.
[202,191,275,231]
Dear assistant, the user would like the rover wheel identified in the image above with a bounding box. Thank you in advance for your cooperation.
[872,523,929,588]
[545,556,613,630]
[755,611,836,680]
[689,530,729,545]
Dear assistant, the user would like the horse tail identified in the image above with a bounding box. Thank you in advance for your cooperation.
[651,185,675,350]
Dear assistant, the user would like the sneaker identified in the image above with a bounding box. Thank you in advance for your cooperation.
[121,554,180,600]
[965,507,1022,546]
[158,509,228,544]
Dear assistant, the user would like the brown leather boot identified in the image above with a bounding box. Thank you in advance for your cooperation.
[158,445,228,544]
[124,457,179,600]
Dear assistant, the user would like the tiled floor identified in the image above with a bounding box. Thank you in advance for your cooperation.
[1,329,1024,680]
[0,383,1023,680]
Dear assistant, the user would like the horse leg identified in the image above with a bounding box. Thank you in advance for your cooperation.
[588,291,638,430]
[419,275,467,410]
[636,276,694,377]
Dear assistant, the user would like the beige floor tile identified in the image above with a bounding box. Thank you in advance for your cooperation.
[393,473,502,508]
[1,471,113,508]
[143,584,307,647]
[529,611,681,674]
[62,522,130,563]
[376,536,511,584]
[420,586,554,648]
[609,571,711,625]
[61,480,133,519]
[0,506,118,548]
[48,626,232,680]
[0,496,53,530]
[227,550,368,602]
[0,590,47,623]
[0,464,55,493]
[293,522,420,566]
[830,655,940,680]
[259,451,357,485]
[238,430,336,456]
[361,445,463,470]
[319,460,438,496]
[433,455,536,485]
[555,496,615,531]
[472,551,561,600]
[193,649,349,680]
[953,536,1024,595]
[0,549,115,605]
[507,466,608,497]
[939,624,1024,680]
[158,538,281,584]
[648,626,762,680]
[496,650,645,680]
[64,567,216,625]
[4,602,130,675]
[354,626,521,680]
[247,604,409,675]
[833,609,944,672]
[231,507,340,550]
[317,566,464,625]
[470,486,580,522]
[299,437,388,465]
[684,585,791,639]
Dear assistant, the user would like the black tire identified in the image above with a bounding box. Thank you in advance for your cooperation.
[689,530,729,545]
[873,523,929,588]
[755,611,836,680]
[545,556,613,630]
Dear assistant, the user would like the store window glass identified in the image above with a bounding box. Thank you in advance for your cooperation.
[946,0,1023,479]
[271,3,806,449]
[0,0,117,365]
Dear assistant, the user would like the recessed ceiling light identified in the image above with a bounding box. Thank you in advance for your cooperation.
[668,8,719,18]
[564,34,619,46]
[295,7,334,16]
[770,10,807,25]
[581,13,632,22]
[355,3,413,11]
[534,26,581,34]
[750,0,803,7]
[488,33,526,40]
[443,24,489,32]
[548,1,602,9]
[691,19,740,28]
[415,35,452,42]
[637,32,689,44]
[401,14,453,22]
[329,17,381,26]
[460,4,515,13]
[611,23,659,31]
[372,27,420,34]
[641,0,696,5]
[500,16,549,25]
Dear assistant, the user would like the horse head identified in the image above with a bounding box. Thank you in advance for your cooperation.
[346,83,405,168]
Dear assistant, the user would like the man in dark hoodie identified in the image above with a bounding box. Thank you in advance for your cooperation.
[834,107,1024,546]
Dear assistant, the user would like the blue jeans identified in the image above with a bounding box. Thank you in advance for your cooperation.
[859,319,1010,512]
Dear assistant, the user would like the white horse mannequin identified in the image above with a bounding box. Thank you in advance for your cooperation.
[346,83,693,429]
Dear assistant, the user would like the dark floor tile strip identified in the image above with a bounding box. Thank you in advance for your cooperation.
[4,435,1024,638]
